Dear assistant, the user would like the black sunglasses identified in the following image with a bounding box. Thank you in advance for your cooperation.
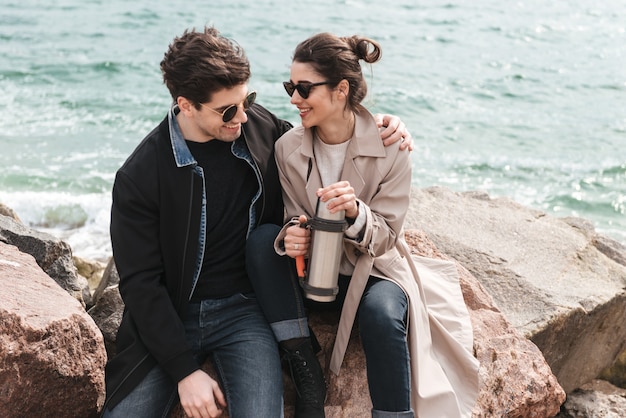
[283,81,332,99]
[201,91,256,123]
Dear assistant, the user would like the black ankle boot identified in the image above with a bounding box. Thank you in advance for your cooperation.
[282,339,327,418]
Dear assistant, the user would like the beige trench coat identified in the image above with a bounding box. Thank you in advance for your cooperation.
[274,109,480,417]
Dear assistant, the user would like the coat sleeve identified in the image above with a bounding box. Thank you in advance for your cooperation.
[111,169,199,383]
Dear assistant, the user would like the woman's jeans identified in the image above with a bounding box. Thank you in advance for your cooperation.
[103,292,283,418]
[247,224,413,416]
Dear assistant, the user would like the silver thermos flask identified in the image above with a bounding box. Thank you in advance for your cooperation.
[300,197,348,302]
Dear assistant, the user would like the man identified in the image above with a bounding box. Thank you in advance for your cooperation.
[102,26,411,418]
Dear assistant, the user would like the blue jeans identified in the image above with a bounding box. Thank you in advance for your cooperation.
[360,279,412,417]
[247,224,413,416]
[103,292,284,418]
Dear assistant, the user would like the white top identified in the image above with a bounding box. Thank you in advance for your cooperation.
[313,134,366,274]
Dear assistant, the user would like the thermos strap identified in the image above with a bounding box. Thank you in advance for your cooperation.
[308,216,347,233]
[300,278,339,297]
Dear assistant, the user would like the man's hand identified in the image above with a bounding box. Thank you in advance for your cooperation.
[178,370,227,418]
[374,113,414,151]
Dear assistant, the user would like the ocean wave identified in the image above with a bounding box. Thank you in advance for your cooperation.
[0,190,112,260]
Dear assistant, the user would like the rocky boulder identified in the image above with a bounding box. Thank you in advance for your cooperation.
[92,256,120,305]
[87,257,122,357]
[556,379,626,418]
[406,230,565,417]
[73,255,107,293]
[0,214,88,306]
[405,186,626,394]
[87,285,123,358]
[0,241,107,418]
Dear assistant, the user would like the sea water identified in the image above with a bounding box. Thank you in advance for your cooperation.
[1,0,624,260]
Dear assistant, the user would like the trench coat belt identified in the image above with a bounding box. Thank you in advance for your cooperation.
[329,256,375,375]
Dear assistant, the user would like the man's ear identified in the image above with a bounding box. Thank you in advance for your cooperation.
[177,96,194,115]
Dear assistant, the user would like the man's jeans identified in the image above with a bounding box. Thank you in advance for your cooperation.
[103,292,283,418]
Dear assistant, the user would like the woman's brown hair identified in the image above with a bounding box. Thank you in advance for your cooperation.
[292,32,382,110]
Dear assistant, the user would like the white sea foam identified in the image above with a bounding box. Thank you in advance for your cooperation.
[0,191,112,261]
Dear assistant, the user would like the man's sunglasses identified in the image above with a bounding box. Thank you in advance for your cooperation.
[201,91,256,123]
[283,81,333,99]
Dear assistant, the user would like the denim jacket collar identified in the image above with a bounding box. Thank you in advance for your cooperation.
[168,104,197,167]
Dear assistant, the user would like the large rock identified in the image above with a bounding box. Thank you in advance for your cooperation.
[0,241,106,418]
[405,230,564,417]
[73,255,107,293]
[0,214,87,305]
[88,257,122,358]
[405,186,626,393]
[87,285,124,358]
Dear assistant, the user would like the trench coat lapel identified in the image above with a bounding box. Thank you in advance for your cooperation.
[341,111,386,197]
[299,128,323,213]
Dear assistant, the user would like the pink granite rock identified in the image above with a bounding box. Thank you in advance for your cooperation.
[405,230,565,417]
[0,241,106,418]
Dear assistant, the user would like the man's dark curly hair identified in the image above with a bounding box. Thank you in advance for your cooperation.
[160,26,251,108]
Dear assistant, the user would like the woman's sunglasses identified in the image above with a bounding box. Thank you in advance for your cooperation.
[201,91,257,123]
[283,81,332,99]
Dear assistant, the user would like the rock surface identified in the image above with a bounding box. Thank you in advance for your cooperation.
[405,231,565,417]
[92,256,119,306]
[0,241,107,418]
[600,349,626,389]
[74,255,107,293]
[556,379,626,418]
[87,285,124,357]
[0,214,88,306]
[405,186,626,393]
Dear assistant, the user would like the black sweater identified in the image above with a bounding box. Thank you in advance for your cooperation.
[186,139,256,299]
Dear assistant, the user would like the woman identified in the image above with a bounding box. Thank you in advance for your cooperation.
[247,32,479,418]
